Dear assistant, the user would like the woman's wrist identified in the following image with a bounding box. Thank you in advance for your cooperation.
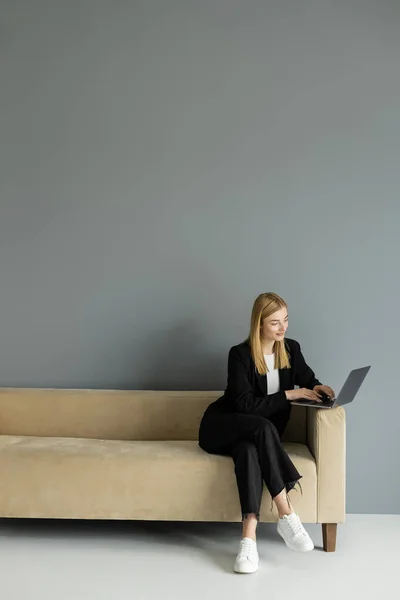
[285,390,293,401]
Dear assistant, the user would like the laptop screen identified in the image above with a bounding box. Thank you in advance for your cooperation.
[336,366,371,406]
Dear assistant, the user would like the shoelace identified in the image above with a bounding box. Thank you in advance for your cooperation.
[238,538,257,559]
[286,515,307,538]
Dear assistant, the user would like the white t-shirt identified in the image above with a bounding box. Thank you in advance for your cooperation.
[264,353,280,394]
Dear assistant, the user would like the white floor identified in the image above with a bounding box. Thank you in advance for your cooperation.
[1,514,397,600]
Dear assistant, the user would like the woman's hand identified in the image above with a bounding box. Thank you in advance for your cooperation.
[313,384,335,400]
[285,388,323,402]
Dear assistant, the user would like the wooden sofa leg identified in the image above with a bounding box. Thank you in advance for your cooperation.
[322,523,337,552]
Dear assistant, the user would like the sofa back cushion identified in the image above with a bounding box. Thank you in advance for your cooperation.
[0,388,306,442]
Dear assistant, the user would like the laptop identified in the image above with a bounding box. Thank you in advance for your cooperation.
[290,366,371,409]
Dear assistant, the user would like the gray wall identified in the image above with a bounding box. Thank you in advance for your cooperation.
[1,0,399,514]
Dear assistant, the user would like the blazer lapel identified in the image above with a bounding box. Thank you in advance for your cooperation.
[255,369,267,396]
[279,367,291,392]
[257,368,290,395]
[246,340,291,396]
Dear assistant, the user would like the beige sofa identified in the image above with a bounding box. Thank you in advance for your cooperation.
[0,388,346,552]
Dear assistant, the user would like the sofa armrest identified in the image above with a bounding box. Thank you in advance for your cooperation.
[306,406,346,523]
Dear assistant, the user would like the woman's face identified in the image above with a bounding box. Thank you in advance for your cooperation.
[260,307,289,343]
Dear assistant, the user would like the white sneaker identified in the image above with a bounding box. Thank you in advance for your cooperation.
[277,512,314,552]
[234,537,259,574]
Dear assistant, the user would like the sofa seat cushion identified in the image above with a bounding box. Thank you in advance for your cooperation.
[0,436,317,522]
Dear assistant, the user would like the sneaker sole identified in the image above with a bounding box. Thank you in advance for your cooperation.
[234,562,259,574]
[277,527,314,552]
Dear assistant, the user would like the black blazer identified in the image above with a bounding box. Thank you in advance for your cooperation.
[205,337,322,416]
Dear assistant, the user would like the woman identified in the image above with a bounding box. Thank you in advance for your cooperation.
[198,292,335,574]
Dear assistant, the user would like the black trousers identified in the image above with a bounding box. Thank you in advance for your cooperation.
[198,404,303,521]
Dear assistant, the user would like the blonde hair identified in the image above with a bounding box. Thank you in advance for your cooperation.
[246,292,291,375]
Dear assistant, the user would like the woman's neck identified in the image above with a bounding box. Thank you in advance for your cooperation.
[262,342,275,355]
